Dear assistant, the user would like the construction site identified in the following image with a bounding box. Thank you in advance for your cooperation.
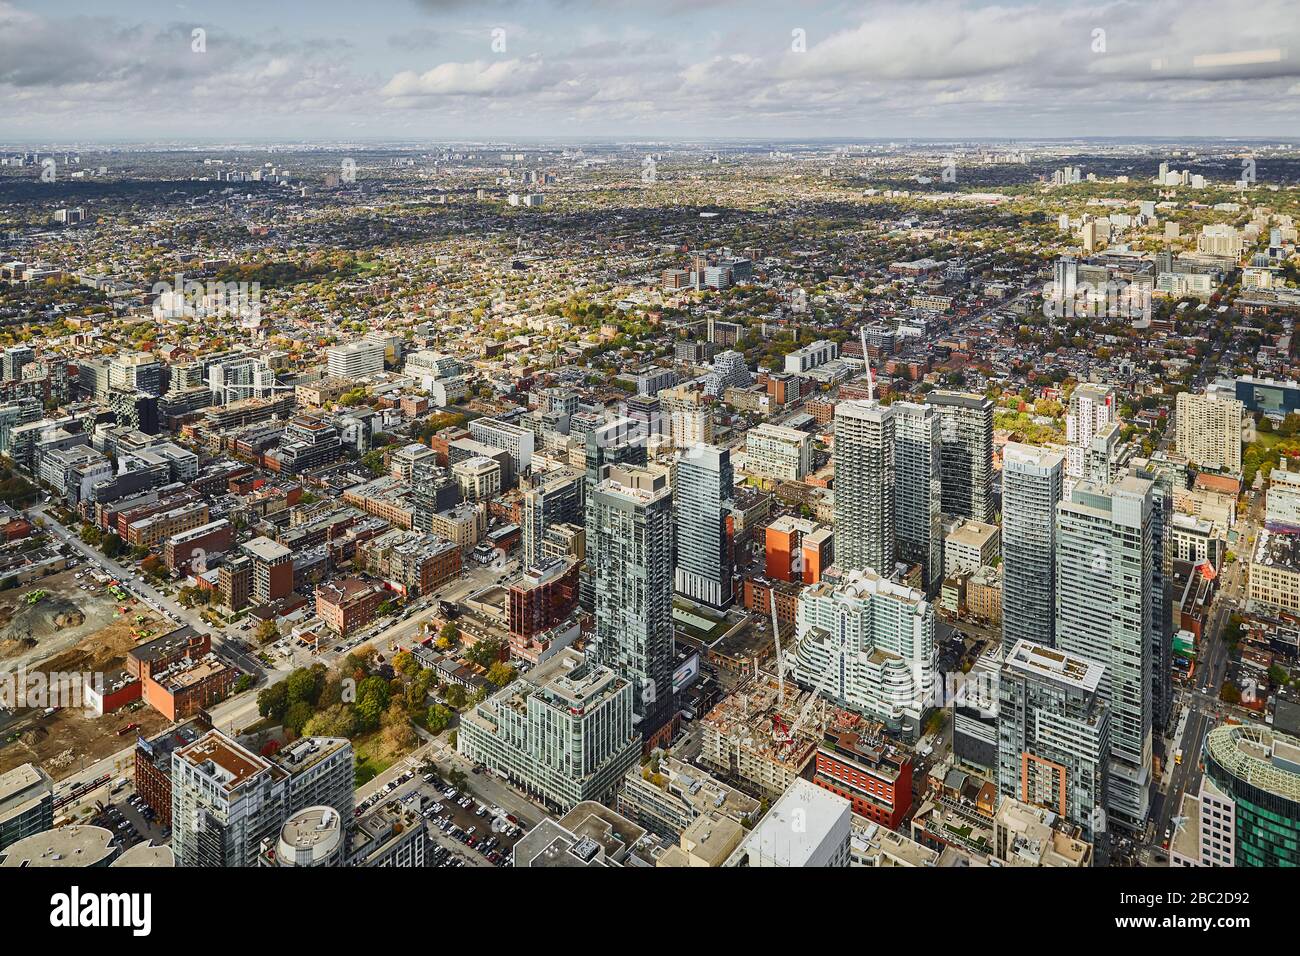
[698,673,824,798]
[0,567,173,779]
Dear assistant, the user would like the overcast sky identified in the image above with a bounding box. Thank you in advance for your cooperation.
[1,0,1297,143]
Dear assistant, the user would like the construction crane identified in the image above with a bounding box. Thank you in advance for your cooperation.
[769,611,850,748]
[859,324,876,402]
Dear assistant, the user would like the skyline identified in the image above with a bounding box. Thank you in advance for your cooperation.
[1,0,1298,141]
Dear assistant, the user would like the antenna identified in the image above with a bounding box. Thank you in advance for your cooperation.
[859,324,875,402]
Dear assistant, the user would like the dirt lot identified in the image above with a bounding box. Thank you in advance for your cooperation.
[0,568,173,780]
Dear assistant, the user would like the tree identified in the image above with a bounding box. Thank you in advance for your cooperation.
[257,683,289,720]
[426,704,454,734]
[392,650,417,676]
[284,700,314,736]
[256,619,279,643]
[285,666,324,707]
[1220,683,1242,705]
[486,662,517,688]
[445,684,467,709]
[465,637,505,668]
[101,533,124,558]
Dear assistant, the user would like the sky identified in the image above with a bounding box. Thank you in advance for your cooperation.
[1,0,1297,143]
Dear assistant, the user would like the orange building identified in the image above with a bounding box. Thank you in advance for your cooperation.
[764,515,832,584]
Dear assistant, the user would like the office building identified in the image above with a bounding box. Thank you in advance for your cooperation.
[1172,724,1300,867]
[673,444,735,610]
[0,763,54,852]
[925,391,995,522]
[326,340,385,379]
[833,399,895,575]
[943,519,1001,578]
[1002,444,1064,652]
[727,778,852,867]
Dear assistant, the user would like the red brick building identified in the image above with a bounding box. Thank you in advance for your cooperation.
[813,719,913,829]
[507,557,580,653]
[315,578,386,637]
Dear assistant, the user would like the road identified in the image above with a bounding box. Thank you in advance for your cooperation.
[32,504,270,678]
[1146,507,1257,857]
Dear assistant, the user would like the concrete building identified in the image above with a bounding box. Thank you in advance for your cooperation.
[926,391,995,522]
[673,444,735,610]
[727,778,852,867]
[326,340,385,379]
[943,519,1001,577]
[469,416,535,476]
[892,401,942,590]
[1175,390,1244,475]
[457,649,641,813]
[1055,476,1156,832]
[833,399,895,576]
[997,640,1111,842]
[744,421,812,481]
[1065,384,1116,492]
[792,568,935,739]
[588,463,675,735]
[1172,724,1300,867]
[659,384,714,448]
[0,763,54,852]
[1002,444,1064,653]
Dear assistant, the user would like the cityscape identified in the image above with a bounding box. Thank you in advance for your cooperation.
[0,0,1296,914]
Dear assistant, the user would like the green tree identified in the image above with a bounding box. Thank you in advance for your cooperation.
[426,704,453,734]
[257,683,289,720]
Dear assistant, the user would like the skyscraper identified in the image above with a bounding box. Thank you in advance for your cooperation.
[925,391,994,522]
[673,444,735,610]
[580,416,647,611]
[891,401,942,592]
[1065,383,1115,493]
[1001,443,1064,653]
[522,468,583,568]
[588,462,675,738]
[833,399,895,576]
[1055,476,1156,832]
[792,568,935,740]
[1175,390,1244,475]
[997,640,1111,842]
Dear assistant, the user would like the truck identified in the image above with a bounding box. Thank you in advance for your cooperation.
[1174,748,1184,765]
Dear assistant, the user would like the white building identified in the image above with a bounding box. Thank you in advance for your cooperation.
[792,568,935,739]
[727,778,851,867]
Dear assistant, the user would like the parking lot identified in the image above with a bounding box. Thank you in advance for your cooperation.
[355,763,525,868]
[86,783,170,857]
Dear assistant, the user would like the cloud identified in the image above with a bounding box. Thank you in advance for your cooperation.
[0,0,1296,139]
